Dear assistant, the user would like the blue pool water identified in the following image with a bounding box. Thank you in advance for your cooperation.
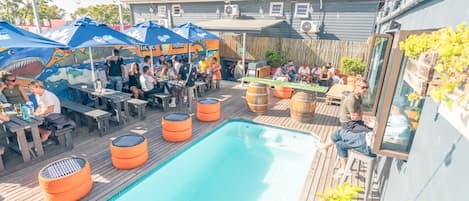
[110,119,319,201]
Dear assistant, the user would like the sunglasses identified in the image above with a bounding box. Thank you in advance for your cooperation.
[6,79,16,82]
[361,86,369,89]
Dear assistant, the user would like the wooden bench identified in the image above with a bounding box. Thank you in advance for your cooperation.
[53,127,75,150]
[149,93,171,111]
[61,100,112,136]
[326,84,354,105]
[127,98,148,120]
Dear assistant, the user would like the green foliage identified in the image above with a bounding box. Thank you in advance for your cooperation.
[317,183,363,201]
[72,4,131,25]
[400,22,469,109]
[340,57,366,76]
[264,49,285,67]
[0,0,64,23]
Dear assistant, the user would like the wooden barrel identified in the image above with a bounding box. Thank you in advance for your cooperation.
[245,83,268,113]
[273,86,293,99]
[290,92,316,123]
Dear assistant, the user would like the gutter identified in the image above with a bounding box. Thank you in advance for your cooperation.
[376,0,426,25]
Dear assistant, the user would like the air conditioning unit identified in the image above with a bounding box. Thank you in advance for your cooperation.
[224,4,240,16]
[300,20,319,33]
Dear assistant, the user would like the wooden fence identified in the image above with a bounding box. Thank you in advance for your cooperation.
[219,34,370,69]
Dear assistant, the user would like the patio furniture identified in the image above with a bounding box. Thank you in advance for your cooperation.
[273,86,292,99]
[127,99,148,120]
[162,113,192,142]
[38,157,92,201]
[326,84,354,105]
[290,92,316,123]
[339,150,377,201]
[150,93,171,111]
[110,134,148,170]
[245,82,269,114]
[197,99,221,122]
[2,116,44,162]
[61,100,111,136]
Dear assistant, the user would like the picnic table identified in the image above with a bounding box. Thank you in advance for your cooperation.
[241,77,329,93]
[1,114,44,162]
[68,84,132,125]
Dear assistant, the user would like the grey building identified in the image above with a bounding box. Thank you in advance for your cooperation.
[121,0,380,41]
[365,0,469,200]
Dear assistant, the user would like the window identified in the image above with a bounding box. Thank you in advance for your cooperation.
[158,5,167,17]
[363,34,393,116]
[270,2,284,16]
[295,3,310,18]
[172,5,182,16]
[372,30,435,160]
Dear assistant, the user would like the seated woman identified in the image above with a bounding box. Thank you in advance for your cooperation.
[384,103,412,144]
[0,74,29,104]
[311,65,321,83]
[318,66,332,87]
[128,63,144,99]
[160,63,180,108]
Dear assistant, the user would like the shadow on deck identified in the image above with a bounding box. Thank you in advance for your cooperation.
[0,80,380,201]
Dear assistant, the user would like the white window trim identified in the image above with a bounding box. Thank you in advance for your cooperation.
[270,2,284,17]
[158,5,167,17]
[295,3,310,18]
[172,4,182,16]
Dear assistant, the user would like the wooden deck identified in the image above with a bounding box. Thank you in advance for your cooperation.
[0,81,379,201]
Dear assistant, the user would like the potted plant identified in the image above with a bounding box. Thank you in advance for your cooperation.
[317,182,363,201]
[340,57,366,85]
[265,49,286,75]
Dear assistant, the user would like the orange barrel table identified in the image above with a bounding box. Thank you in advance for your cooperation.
[245,82,268,114]
[110,134,148,170]
[290,92,316,123]
[197,99,221,122]
[273,86,293,99]
[38,157,92,201]
[162,113,192,142]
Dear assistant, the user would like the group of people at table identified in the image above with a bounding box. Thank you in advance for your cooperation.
[272,61,341,87]
[106,49,222,108]
[0,74,61,155]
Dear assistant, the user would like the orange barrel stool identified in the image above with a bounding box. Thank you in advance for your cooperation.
[273,86,293,98]
[290,92,316,123]
[197,99,221,122]
[38,157,92,201]
[110,134,148,170]
[162,113,192,142]
[245,82,269,114]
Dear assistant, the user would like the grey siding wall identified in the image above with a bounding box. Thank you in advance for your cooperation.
[128,0,378,41]
[377,1,469,201]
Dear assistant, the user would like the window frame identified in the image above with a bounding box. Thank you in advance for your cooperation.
[363,34,393,116]
[172,4,182,16]
[372,30,435,160]
[269,2,284,17]
[158,5,167,17]
[294,3,310,18]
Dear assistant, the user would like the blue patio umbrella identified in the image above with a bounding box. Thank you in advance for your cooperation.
[0,21,67,48]
[172,22,222,63]
[42,17,144,89]
[123,21,189,70]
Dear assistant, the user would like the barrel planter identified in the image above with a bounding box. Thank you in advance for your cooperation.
[273,86,293,99]
[38,157,92,201]
[245,83,269,114]
[197,99,221,122]
[162,113,192,142]
[110,134,148,170]
[290,92,316,123]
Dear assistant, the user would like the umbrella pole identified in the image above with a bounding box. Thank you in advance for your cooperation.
[150,47,154,75]
[188,41,191,64]
[89,47,96,90]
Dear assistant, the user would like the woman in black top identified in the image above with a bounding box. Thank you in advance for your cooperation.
[128,62,144,99]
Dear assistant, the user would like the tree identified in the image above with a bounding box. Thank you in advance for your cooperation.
[71,4,131,25]
[0,0,24,23]
[0,0,64,24]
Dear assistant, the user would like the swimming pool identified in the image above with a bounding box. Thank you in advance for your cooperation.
[109,119,319,201]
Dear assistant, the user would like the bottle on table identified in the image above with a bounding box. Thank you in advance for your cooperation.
[21,104,30,121]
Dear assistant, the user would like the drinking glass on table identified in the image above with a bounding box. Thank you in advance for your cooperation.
[14,104,21,117]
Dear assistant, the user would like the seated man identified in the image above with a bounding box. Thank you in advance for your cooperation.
[160,63,180,107]
[28,80,61,142]
[272,63,290,82]
[139,66,161,98]
[318,128,375,178]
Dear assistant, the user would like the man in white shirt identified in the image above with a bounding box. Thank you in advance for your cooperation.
[139,66,160,97]
[28,80,61,142]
